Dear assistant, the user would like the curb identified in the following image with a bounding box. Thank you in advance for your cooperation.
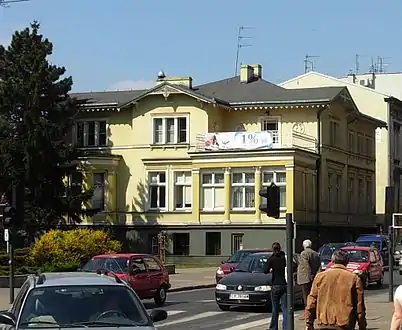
[169,283,215,293]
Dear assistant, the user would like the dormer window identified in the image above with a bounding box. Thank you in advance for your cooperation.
[152,116,188,144]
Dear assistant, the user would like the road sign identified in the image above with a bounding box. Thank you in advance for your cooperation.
[4,229,9,242]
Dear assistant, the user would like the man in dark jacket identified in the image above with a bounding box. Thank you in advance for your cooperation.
[264,242,287,330]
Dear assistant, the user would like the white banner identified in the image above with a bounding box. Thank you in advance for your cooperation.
[203,131,274,150]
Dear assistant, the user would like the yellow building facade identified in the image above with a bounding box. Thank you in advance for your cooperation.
[72,64,386,262]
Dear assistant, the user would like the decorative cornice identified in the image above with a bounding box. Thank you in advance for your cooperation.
[231,104,327,111]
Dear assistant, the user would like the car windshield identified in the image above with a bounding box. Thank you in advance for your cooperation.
[235,253,272,273]
[319,244,346,261]
[82,257,129,274]
[346,250,369,263]
[355,241,380,250]
[18,285,149,328]
[227,251,254,263]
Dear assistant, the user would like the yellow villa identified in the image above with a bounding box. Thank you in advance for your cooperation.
[71,64,386,263]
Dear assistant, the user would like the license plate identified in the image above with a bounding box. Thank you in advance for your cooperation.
[229,293,249,300]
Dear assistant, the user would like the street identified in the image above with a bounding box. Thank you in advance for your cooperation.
[142,271,402,330]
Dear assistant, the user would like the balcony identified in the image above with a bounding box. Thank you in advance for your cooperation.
[196,130,317,153]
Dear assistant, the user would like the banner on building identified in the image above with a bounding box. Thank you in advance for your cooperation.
[202,131,274,150]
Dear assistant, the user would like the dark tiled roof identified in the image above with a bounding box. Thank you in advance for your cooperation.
[71,90,147,106]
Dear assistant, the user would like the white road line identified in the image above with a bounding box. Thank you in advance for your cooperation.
[166,310,186,316]
[156,311,222,327]
[220,314,298,330]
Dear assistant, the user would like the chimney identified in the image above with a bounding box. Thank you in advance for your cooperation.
[240,64,254,83]
[250,64,262,79]
[156,73,193,89]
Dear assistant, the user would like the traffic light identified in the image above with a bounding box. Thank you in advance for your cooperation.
[2,205,16,228]
[259,182,280,218]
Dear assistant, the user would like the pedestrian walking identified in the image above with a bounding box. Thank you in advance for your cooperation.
[305,249,367,330]
[264,242,287,330]
[297,239,321,320]
[390,285,402,330]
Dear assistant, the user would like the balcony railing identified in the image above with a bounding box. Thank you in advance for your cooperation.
[196,130,317,153]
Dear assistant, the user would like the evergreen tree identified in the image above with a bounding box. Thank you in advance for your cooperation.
[0,22,94,234]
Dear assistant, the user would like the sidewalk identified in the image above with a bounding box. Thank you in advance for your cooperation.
[249,293,394,330]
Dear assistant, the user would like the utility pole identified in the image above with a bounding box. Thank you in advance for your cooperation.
[234,26,255,76]
[304,54,320,73]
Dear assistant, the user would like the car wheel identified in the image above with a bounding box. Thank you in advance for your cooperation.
[154,285,167,307]
[218,304,230,311]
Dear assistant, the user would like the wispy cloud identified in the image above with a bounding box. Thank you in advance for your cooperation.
[107,79,155,91]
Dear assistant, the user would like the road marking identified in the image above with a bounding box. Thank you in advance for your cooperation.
[199,299,216,303]
[220,314,298,330]
[156,311,221,327]
[166,310,186,316]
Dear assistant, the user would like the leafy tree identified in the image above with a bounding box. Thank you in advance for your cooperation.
[0,22,95,235]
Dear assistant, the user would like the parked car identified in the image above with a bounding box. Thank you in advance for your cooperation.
[81,253,171,306]
[215,252,302,311]
[355,234,390,267]
[318,242,354,270]
[394,242,402,265]
[216,248,272,283]
[326,246,384,289]
[0,272,167,329]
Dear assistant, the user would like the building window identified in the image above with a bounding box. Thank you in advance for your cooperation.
[394,123,401,161]
[205,232,221,255]
[261,118,280,144]
[152,117,188,144]
[174,172,192,210]
[76,120,107,147]
[92,173,106,211]
[172,233,190,256]
[366,178,373,214]
[329,120,340,146]
[358,178,365,213]
[201,172,224,210]
[357,134,365,155]
[348,131,355,153]
[148,234,159,255]
[348,177,355,213]
[262,170,286,209]
[335,174,342,211]
[231,233,243,254]
[328,173,333,212]
[149,172,167,210]
[365,137,373,158]
[232,172,255,209]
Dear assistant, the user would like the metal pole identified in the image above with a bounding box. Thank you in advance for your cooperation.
[389,226,394,302]
[9,185,16,304]
[286,213,294,330]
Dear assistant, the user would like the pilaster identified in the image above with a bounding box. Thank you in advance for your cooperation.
[224,167,231,224]
[254,166,262,223]
[192,169,200,223]
[285,164,294,214]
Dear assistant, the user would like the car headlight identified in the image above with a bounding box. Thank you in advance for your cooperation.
[216,284,227,290]
[254,285,271,292]
[216,268,224,275]
[353,270,363,275]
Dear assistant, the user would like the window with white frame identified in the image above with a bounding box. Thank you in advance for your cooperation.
[261,118,280,144]
[174,171,192,209]
[262,170,286,209]
[149,172,167,210]
[152,117,188,144]
[329,120,340,146]
[201,172,224,210]
[76,120,107,147]
[92,173,106,211]
[232,172,255,209]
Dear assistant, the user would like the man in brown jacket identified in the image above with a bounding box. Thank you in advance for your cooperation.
[305,249,367,330]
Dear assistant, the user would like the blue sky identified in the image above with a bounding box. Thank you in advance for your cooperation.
[1,0,401,92]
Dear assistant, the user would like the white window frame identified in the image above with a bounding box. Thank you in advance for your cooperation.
[92,172,107,212]
[261,168,287,210]
[74,118,108,147]
[173,171,192,210]
[148,171,168,211]
[151,115,190,145]
[259,116,281,145]
[231,171,255,210]
[201,171,225,211]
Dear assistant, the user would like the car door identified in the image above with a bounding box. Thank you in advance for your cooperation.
[127,257,151,299]
[373,249,384,279]
[368,251,380,281]
[144,256,164,297]
[9,280,30,328]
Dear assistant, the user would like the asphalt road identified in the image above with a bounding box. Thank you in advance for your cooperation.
[144,271,402,330]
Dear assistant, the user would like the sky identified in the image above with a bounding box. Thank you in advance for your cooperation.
[1,0,402,93]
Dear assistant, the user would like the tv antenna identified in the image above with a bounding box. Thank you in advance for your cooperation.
[304,54,319,73]
[377,56,391,73]
[234,26,255,76]
[355,54,366,75]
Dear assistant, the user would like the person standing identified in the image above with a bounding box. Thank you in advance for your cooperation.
[390,285,402,330]
[297,239,321,320]
[264,242,287,330]
[305,250,367,330]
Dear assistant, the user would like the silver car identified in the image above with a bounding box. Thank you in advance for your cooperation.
[0,272,167,329]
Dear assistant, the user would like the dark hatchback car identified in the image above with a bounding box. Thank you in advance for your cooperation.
[215,252,301,311]
[318,242,354,270]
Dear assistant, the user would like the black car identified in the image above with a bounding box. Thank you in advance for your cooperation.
[215,252,302,311]
[318,242,354,270]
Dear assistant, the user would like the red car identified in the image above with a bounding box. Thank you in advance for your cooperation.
[216,248,272,283]
[81,253,171,306]
[326,246,384,289]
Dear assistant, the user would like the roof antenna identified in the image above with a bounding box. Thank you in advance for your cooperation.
[234,26,255,76]
[304,54,320,73]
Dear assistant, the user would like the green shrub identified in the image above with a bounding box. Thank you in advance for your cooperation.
[28,228,121,268]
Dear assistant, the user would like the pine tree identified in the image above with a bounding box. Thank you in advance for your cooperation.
[0,22,94,234]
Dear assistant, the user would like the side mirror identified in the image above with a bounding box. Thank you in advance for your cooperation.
[0,312,16,326]
[149,309,168,323]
